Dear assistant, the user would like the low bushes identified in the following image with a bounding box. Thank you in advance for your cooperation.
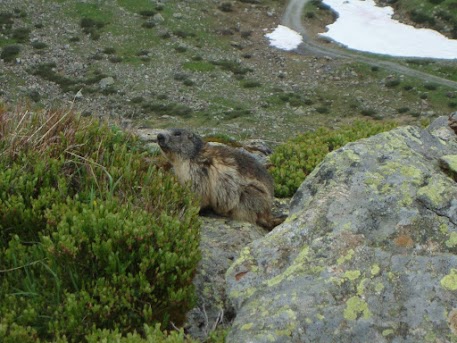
[270,120,397,197]
[0,105,201,342]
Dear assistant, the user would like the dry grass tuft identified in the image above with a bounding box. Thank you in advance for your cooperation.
[0,103,92,159]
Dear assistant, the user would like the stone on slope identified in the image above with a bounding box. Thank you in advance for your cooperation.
[226,117,457,342]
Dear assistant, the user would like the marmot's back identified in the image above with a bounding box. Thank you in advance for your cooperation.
[157,129,282,229]
[203,144,275,196]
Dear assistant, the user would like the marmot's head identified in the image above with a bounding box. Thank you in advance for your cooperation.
[157,128,204,160]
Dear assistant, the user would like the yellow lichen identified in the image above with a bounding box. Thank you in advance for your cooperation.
[382,329,394,336]
[357,278,368,296]
[446,232,457,248]
[417,176,450,207]
[241,323,254,331]
[441,269,457,291]
[375,282,384,293]
[344,270,361,281]
[337,249,355,265]
[343,296,372,320]
[316,313,325,320]
[371,264,381,277]
[266,247,310,287]
[448,308,457,335]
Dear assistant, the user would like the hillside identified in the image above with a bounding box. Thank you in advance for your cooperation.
[1,0,457,141]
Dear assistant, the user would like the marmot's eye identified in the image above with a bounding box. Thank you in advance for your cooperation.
[174,131,181,137]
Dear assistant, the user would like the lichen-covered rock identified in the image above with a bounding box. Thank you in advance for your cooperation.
[185,196,290,340]
[185,217,267,341]
[226,117,457,342]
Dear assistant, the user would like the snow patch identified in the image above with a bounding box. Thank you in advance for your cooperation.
[265,25,303,51]
[319,0,457,59]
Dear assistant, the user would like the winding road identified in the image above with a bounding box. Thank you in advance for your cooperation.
[282,0,457,89]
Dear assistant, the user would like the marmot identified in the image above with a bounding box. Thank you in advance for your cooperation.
[157,128,284,229]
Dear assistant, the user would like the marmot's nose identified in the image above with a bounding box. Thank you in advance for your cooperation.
[157,133,165,144]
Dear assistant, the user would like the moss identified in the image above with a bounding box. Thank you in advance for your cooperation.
[343,296,372,320]
[441,269,457,291]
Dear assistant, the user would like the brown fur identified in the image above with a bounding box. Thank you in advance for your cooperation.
[157,129,284,229]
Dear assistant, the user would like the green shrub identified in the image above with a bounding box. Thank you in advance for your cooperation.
[142,21,156,29]
[0,12,14,34]
[397,107,410,114]
[315,106,330,114]
[423,83,438,90]
[0,106,201,342]
[139,10,157,17]
[80,17,105,40]
[268,91,313,107]
[305,11,315,19]
[12,27,30,43]
[141,102,193,117]
[360,108,378,117]
[385,78,401,88]
[174,45,188,53]
[219,3,233,12]
[103,47,116,54]
[210,59,253,75]
[1,44,20,62]
[270,120,397,197]
[31,41,47,49]
[85,323,199,342]
[410,10,435,25]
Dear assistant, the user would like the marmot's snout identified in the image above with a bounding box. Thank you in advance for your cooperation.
[157,133,168,147]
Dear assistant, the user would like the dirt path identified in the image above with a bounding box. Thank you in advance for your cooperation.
[282,0,457,89]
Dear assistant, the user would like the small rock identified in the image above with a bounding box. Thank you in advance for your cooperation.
[99,77,114,89]
[75,89,83,100]
[153,13,165,23]
[449,112,457,134]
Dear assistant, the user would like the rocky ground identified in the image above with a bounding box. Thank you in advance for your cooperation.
[1,0,457,142]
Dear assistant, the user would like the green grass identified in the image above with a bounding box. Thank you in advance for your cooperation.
[400,59,457,82]
[183,60,216,72]
[72,2,113,23]
[116,0,158,13]
[384,0,457,38]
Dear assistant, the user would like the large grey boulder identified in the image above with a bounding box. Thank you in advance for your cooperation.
[226,117,457,342]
